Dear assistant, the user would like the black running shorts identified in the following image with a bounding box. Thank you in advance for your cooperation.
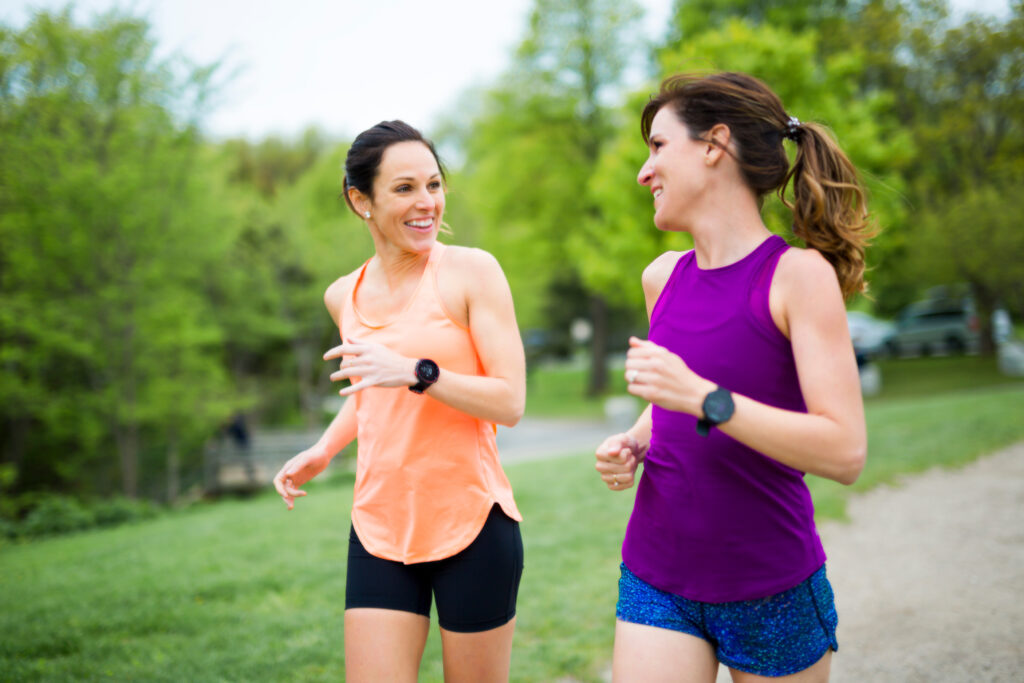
[345,504,524,633]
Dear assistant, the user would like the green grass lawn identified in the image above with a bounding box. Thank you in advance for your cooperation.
[867,355,1024,400]
[2,379,1023,681]
[525,359,628,419]
[526,353,1022,418]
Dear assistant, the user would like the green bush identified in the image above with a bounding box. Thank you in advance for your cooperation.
[6,495,166,540]
[20,497,96,537]
[91,497,158,527]
[0,517,20,540]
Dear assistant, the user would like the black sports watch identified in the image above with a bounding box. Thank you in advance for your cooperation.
[409,359,440,394]
[696,386,734,437]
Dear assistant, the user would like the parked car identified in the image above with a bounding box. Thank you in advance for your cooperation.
[884,298,983,357]
[993,308,1014,344]
[847,311,895,358]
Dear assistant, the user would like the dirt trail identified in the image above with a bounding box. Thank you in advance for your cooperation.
[818,440,1024,682]
[711,441,1024,682]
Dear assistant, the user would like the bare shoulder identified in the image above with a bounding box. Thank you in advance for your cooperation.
[443,244,504,274]
[640,250,687,319]
[775,246,840,298]
[771,247,846,338]
[441,244,508,289]
[642,250,687,296]
[323,270,359,326]
[437,245,511,328]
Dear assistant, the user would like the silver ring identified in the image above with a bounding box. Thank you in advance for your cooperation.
[626,370,638,384]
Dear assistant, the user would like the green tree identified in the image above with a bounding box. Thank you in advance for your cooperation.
[213,133,374,429]
[213,130,348,428]
[909,185,1024,342]
[839,1,1024,343]
[668,0,851,39]
[271,143,375,425]
[0,9,233,498]
[572,19,912,313]
[451,0,645,395]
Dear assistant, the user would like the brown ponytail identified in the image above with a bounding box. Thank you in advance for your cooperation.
[641,72,874,299]
[780,122,871,299]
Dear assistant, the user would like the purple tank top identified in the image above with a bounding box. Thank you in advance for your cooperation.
[622,235,826,603]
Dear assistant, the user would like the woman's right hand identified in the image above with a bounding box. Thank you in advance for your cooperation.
[595,433,647,491]
[273,446,331,510]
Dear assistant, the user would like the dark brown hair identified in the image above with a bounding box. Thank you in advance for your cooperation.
[641,72,873,299]
[342,120,446,216]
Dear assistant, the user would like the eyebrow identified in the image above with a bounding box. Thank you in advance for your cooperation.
[392,173,442,182]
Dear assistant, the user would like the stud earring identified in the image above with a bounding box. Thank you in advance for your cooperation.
[364,211,371,219]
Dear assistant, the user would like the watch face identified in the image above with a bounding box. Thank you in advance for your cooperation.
[704,389,734,423]
[416,359,439,383]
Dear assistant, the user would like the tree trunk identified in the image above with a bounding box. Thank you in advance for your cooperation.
[2,417,29,484]
[970,281,998,356]
[293,335,318,429]
[115,323,140,498]
[587,294,609,397]
[115,423,139,498]
[166,429,180,503]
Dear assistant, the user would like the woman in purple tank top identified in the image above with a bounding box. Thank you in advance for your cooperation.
[594,73,873,681]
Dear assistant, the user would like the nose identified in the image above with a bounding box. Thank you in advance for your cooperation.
[637,157,654,186]
[414,187,436,210]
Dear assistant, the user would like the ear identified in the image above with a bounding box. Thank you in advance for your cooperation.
[704,123,731,166]
[347,187,371,218]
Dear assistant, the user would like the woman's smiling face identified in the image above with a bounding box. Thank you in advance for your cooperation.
[636,106,712,232]
[367,140,445,252]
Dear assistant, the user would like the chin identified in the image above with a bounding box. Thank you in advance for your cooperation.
[652,214,677,233]
[409,232,438,252]
[652,209,690,234]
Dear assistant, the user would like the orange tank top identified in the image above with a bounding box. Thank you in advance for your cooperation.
[340,242,522,564]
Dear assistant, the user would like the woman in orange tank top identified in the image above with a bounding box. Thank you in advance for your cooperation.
[272,121,526,682]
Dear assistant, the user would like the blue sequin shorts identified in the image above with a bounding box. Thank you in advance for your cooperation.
[616,563,839,677]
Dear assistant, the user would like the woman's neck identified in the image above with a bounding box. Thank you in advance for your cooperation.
[688,185,771,269]
[367,235,432,291]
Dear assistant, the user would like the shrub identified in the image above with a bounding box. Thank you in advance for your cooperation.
[0,517,20,540]
[21,497,96,537]
[91,497,159,527]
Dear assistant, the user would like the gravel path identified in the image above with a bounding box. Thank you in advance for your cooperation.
[819,440,1024,682]
[711,440,1024,682]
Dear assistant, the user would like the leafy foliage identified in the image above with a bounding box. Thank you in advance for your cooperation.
[0,9,234,498]
[1,1,1022,502]
[572,18,912,310]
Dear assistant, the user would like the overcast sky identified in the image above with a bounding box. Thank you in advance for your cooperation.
[2,0,1010,141]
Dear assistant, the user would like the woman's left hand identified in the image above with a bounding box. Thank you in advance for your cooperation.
[624,336,714,416]
[325,337,416,396]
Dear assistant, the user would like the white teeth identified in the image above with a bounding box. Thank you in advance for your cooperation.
[406,219,432,228]
[653,189,663,199]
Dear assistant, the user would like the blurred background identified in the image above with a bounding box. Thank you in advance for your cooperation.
[3,2,1024,680]
[1,0,1022,527]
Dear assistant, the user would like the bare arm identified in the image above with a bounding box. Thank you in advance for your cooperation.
[595,252,682,490]
[325,248,526,427]
[423,248,526,425]
[310,397,357,459]
[272,277,360,509]
[624,248,867,485]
